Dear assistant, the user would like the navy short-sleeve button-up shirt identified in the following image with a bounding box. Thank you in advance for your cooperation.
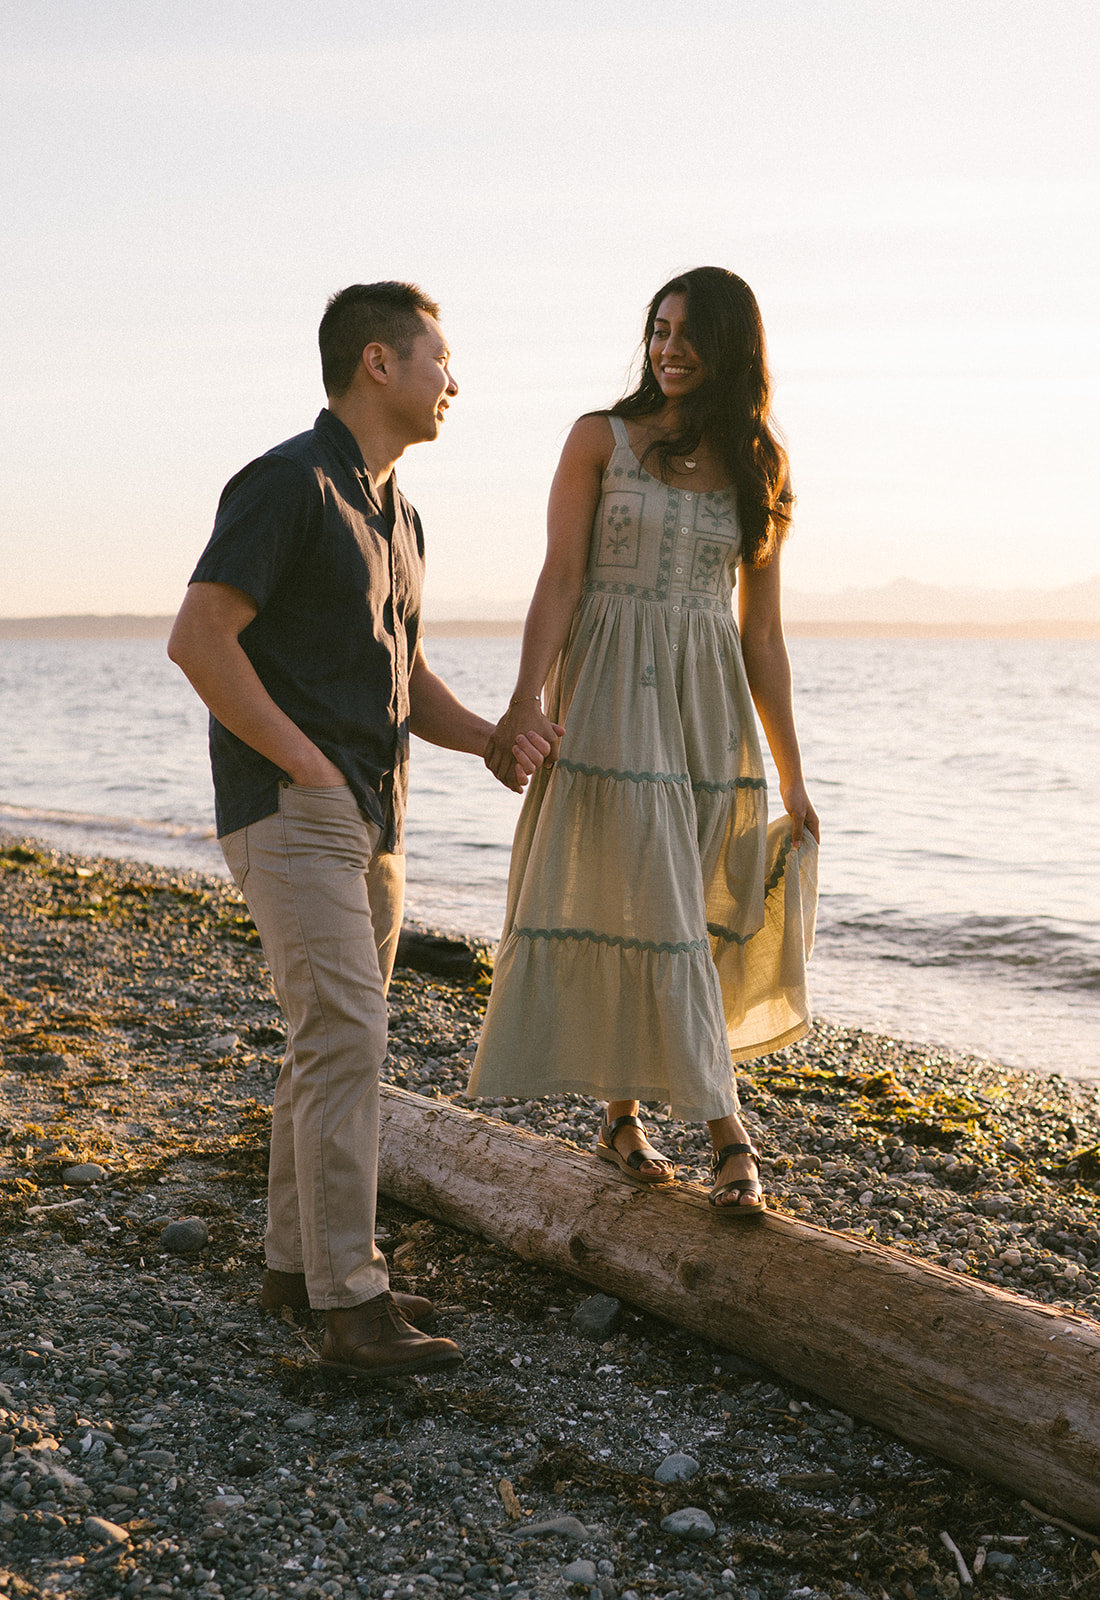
[190,409,424,850]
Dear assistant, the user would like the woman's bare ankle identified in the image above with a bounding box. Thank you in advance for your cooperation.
[605,1100,640,1122]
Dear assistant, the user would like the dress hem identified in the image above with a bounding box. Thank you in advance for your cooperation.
[728,1015,812,1064]
[467,1081,742,1125]
[468,1013,811,1121]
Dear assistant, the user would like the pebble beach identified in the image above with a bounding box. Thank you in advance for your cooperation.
[2,834,1100,1600]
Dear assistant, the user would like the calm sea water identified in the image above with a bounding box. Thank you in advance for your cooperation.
[1,635,1097,1081]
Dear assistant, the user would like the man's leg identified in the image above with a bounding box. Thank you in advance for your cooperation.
[224,783,461,1373]
[223,783,390,1307]
[366,841,405,994]
[313,825,406,1302]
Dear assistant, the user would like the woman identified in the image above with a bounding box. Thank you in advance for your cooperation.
[471,267,819,1215]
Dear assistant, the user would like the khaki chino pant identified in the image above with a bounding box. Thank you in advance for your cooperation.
[221,782,404,1309]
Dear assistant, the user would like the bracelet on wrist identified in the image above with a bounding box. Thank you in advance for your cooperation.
[509,694,541,707]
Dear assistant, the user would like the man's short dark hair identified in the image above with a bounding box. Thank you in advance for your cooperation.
[319,281,441,397]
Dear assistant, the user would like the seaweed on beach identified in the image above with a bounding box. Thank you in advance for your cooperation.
[215,908,263,945]
[520,1441,1052,1596]
[522,1442,670,1510]
[1058,1141,1100,1183]
[750,1047,1000,1156]
[0,844,48,868]
[379,1212,574,1327]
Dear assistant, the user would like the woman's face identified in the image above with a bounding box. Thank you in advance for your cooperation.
[649,293,706,400]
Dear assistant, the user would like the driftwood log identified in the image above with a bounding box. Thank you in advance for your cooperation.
[395,927,491,982]
[378,1086,1100,1530]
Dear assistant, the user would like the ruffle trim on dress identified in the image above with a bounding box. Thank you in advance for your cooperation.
[555,758,766,797]
[706,834,795,945]
[706,920,758,948]
[555,757,690,787]
[763,831,795,896]
[692,776,767,795]
[513,926,711,956]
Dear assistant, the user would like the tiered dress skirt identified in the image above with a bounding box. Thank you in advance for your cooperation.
[469,420,817,1121]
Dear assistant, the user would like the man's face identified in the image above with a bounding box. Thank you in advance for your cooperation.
[387,314,458,444]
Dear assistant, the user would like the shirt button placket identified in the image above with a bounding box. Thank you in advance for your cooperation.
[389,507,407,727]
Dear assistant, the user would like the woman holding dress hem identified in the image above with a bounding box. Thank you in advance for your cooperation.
[474,266,819,1215]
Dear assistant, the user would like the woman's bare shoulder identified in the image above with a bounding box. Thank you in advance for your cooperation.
[566,411,616,453]
[552,412,615,483]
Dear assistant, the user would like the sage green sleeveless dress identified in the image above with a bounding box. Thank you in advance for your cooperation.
[469,416,817,1121]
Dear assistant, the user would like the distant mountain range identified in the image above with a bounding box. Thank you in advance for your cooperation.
[783,575,1100,625]
[0,614,175,639]
[2,576,1099,638]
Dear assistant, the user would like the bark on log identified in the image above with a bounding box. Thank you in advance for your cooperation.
[378,1087,1100,1529]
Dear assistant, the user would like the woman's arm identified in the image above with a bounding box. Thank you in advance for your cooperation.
[482,414,610,785]
[737,554,820,846]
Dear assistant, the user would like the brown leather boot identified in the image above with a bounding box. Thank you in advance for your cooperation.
[321,1292,462,1378]
[260,1270,437,1330]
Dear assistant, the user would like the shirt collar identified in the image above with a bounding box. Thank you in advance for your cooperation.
[314,408,400,515]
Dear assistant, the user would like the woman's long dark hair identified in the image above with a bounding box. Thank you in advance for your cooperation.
[611,266,793,568]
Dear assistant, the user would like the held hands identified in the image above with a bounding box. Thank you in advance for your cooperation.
[484,697,565,792]
[780,779,820,849]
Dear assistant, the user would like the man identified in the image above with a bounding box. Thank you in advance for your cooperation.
[168,281,546,1378]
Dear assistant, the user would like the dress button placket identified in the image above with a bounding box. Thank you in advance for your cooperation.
[671,494,688,653]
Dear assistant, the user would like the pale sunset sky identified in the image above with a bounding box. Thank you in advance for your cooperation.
[2,0,1097,619]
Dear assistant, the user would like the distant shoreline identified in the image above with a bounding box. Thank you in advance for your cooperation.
[2,614,1099,641]
[785,619,1100,640]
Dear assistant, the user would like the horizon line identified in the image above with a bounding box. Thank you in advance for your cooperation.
[1,614,1099,642]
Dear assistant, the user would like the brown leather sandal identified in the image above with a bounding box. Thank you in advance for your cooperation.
[596,1112,676,1184]
[710,1141,767,1218]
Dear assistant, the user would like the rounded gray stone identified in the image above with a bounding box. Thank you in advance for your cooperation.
[562,1561,597,1587]
[660,1506,716,1538]
[570,1293,623,1341]
[525,1515,590,1540]
[563,1559,598,1583]
[85,1515,130,1545]
[204,1494,245,1516]
[654,1451,700,1484]
[159,1217,209,1253]
[62,1163,107,1186]
[285,1410,317,1434]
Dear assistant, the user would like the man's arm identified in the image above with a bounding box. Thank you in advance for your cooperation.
[408,641,547,794]
[167,582,345,786]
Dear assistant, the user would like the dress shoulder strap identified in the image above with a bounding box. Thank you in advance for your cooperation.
[607,414,630,448]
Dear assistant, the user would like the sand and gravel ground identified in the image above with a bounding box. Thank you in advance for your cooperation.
[2,835,1100,1600]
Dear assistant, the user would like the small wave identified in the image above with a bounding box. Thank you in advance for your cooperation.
[0,801,216,845]
[0,803,226,877]
[817,901,1100,994]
